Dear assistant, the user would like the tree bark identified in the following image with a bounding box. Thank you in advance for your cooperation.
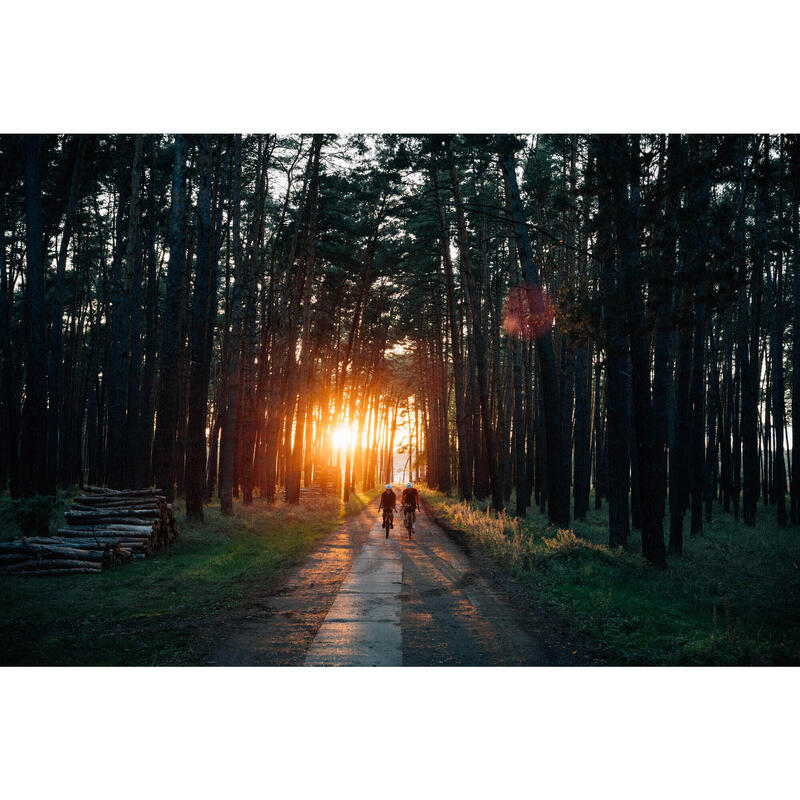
[152,135,188,501]
[185,135,217,521]
[497,134,569,526]
[219,135,247,515]
[445,137,502,512]
[47,136,85,490]
[20,135,49,496]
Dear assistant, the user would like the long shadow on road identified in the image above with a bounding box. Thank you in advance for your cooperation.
[207,498,591,666]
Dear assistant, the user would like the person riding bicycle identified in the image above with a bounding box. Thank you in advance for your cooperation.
[379,484,396,536]
[401,482,421,534]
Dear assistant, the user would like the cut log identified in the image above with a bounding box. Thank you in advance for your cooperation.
[71,502,162,514]
[0,541,104,560]
[66,509,160,520]
[35,485,182,576]
[29,535,149,548]
[3,567,103,576]
[0,553,29,563]
[1,559,103,572]
[63,519,159,530]
[73,495,165,505]
[58,525,154,534]
[82,486,164,497]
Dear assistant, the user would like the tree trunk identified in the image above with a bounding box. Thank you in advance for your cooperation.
[185,136,217,521]
[47,136,85,490]
[791,136,800,524]
[20,135,49,497]
[497,134,569,526]
[594,136,629,548]
[610,134,666,565]
[219,135,247,515]
[152,135,188,501]
[446,138,502,512]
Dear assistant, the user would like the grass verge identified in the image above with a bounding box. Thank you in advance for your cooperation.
[421,487,800,665]
[0,485,381,666]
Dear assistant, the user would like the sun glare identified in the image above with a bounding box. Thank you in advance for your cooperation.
[331,423,356,451]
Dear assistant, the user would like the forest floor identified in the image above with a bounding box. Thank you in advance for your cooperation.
[207,493,590,665]
[0,488,381,665]
[421,488,800,665]
[0,486,593,666]
[3,485,796,665]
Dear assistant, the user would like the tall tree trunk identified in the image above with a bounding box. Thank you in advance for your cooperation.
[47,136,84,490]
[790,136,800,524]
[687,137,710,536]
[20,135,49,497]
[769,138,788,526]
[153,134,188,500]
[185,136,217,521]
[497,134,569,526]
[285,136,322,504]
[0,155,21,496]
[219,135,247,515]
[611,134,666,565]
[652,134,680,541]
[594,136,629,548]
[445,138,502,511]
[105,137,137,488]
[140,137,160,489]
[123,135,145,488]
[743,136,764,526]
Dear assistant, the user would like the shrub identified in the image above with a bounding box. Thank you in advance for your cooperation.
[4,495,57,537]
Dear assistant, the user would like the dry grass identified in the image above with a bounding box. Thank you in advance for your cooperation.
[429,492,621,571]
[422,487,800,665]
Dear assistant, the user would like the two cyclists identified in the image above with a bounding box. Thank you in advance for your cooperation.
[379,482,421,539]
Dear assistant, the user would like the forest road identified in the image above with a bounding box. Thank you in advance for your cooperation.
[208,495,588,666]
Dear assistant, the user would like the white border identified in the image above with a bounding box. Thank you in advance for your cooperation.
[3,1,799,132]
[2,2,798,796]
[1,667,797,798]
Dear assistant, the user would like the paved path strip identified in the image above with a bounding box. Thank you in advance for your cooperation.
[305,513,403,666]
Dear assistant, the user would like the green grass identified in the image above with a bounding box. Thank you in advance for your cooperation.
[421,488,800,665]
[0,486,381,665]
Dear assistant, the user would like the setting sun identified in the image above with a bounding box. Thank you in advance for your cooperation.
[331,423,357,451]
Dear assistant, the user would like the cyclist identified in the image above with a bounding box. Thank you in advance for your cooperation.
[401,481,421,535]
[379,483,396,537]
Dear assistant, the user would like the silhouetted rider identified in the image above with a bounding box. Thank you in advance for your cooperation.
[379,484,396,536]
[401,482,420,534]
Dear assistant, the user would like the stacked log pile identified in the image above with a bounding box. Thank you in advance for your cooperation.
[0,486,179,577]
[0,540,115,575]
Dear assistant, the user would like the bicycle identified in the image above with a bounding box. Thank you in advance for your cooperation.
[382,508,394,538]
[402,504,415,538]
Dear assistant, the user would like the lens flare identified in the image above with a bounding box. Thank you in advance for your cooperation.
[502,284,555,339]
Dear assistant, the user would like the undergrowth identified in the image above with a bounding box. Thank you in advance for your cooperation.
[422,487,800,666]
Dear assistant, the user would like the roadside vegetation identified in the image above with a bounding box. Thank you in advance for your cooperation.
[0,487,380,665]
[421,487,800,665]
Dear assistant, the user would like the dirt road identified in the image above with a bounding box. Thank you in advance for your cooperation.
[209,496,586,666]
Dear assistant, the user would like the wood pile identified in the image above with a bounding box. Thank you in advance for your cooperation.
[0,486,179,577]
